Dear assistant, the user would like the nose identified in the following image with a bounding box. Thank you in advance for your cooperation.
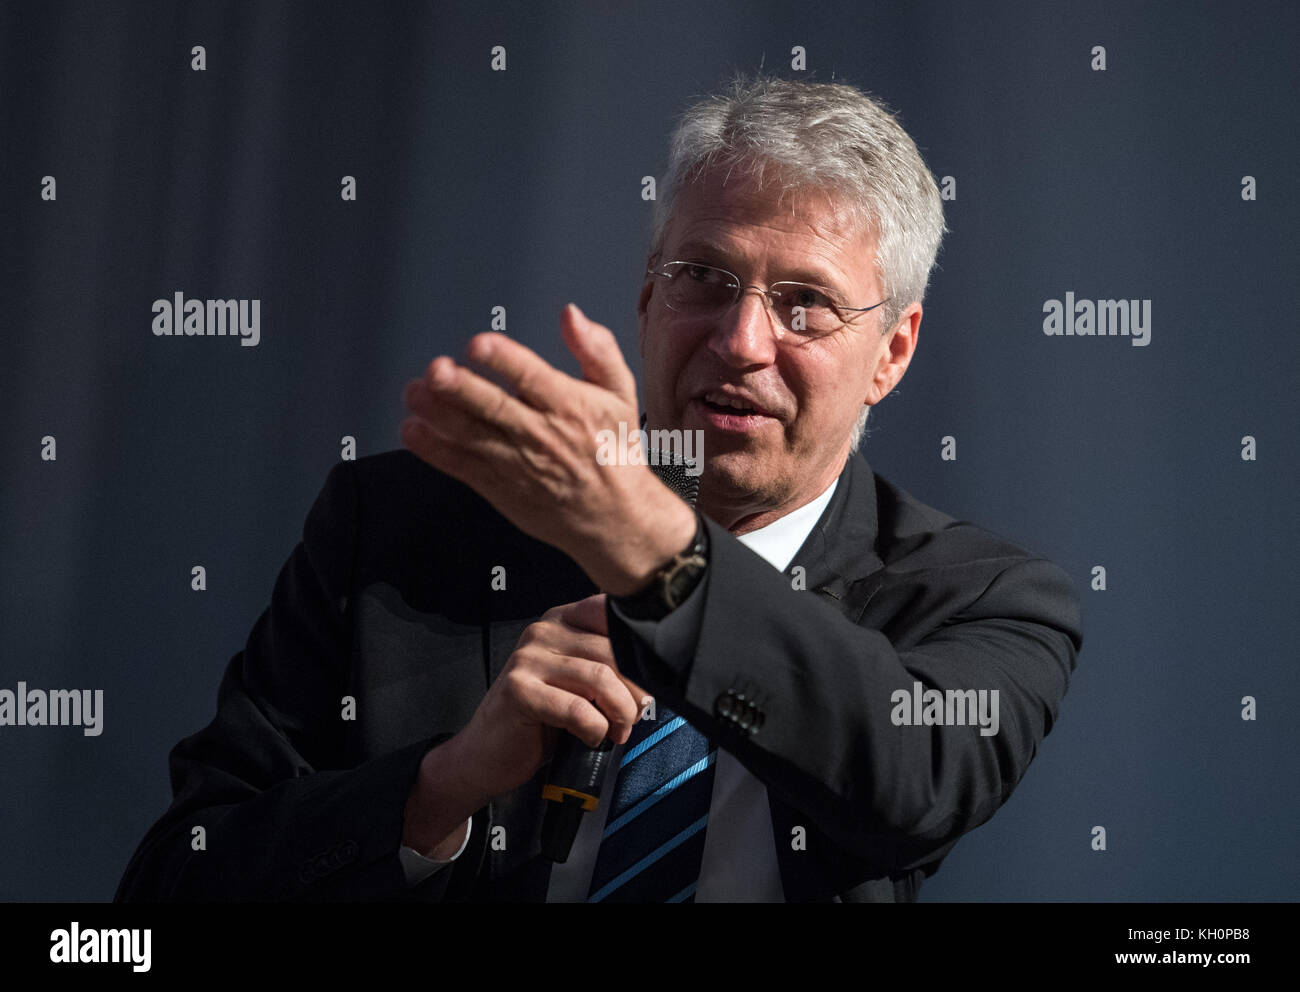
[707,286,780,369]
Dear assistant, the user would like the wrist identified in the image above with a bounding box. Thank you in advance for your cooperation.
[411,819,469,862]
[610,508,709,619]
[403,735,487,856]
[585,494,699,597]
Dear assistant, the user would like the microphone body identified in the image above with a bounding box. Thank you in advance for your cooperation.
[540,737,614,861]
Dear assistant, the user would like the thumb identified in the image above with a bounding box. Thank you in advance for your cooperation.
[561,303,637,404]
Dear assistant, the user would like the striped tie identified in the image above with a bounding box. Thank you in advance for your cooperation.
[586,705,717,903]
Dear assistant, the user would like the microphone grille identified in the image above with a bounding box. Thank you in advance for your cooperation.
[649,452,700,507]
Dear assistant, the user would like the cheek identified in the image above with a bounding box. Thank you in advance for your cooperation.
[651,329,694,390]
[784,353,857,436]
[640,331,682,405]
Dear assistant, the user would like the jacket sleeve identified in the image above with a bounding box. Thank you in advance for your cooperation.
[115,460,486,901]
[606,516,1082,875]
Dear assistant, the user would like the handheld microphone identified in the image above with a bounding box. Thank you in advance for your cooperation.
[539,445,701,862]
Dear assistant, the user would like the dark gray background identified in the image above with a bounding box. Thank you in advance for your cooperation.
[1,0,1296,901]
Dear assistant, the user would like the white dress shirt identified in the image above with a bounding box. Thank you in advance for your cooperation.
[402,476,840,901]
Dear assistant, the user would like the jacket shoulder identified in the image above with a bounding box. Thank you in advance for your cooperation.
[347,448,475,510]
[872,471,1041,571]
[866,469,1082,650]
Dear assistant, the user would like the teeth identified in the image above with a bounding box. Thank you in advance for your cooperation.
[706,393,756,411]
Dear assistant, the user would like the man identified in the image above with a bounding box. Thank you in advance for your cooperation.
[117,75,1081,903]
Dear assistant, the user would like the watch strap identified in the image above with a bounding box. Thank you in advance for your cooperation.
[612,510,709,621]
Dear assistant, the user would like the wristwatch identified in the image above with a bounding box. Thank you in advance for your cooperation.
[612,510,710,621]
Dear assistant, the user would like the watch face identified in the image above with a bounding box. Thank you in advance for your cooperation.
[666,557,706,607]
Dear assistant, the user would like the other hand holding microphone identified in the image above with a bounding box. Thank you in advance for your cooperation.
[402,593,647,860]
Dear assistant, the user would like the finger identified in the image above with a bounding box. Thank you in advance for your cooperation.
[624,681,653,720]
[538,625,650,735]
[533,656,640,743]
[403,378,512,448]
[556,593,609,636]
[561,304,637,404]
[464,332,571,413]
[421,354,540,439]
[533,625,615,668]
[399,415,516,490]
[540,595,650,721]
[523,682,611,749]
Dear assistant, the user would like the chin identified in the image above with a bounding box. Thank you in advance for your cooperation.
[700,451,775,500]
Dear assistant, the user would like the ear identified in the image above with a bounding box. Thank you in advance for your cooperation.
[864,302,921,405]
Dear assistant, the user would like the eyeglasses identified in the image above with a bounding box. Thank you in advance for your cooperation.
[647,260,889,338]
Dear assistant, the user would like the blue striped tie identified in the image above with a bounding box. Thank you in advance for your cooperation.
[586,705,717,903]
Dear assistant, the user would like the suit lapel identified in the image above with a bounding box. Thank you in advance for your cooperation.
[770,454,891,901]
[788,453,886,611]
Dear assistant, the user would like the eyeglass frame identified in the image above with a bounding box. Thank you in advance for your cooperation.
[645,256,891,337]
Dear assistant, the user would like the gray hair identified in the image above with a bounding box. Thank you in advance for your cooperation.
[649,74,947,452]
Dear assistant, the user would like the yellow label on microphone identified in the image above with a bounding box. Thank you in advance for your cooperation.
[541,785,599,810]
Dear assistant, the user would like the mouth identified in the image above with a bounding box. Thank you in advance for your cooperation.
[690,390,777,433]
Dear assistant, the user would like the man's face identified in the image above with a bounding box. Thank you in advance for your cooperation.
[637,165,919,531]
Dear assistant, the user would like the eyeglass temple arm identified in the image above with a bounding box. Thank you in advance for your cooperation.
[840,298,890,313]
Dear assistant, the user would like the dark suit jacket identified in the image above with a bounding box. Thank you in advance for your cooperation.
[116,448,1082,902]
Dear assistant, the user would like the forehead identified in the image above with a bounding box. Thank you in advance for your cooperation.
[661,166,877,290]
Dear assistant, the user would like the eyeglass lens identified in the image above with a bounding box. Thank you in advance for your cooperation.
[660,262,845,334]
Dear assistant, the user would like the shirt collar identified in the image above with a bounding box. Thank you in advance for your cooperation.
[735,476,840,573]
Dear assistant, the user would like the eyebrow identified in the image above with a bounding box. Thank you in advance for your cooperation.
[672,238,847,292]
